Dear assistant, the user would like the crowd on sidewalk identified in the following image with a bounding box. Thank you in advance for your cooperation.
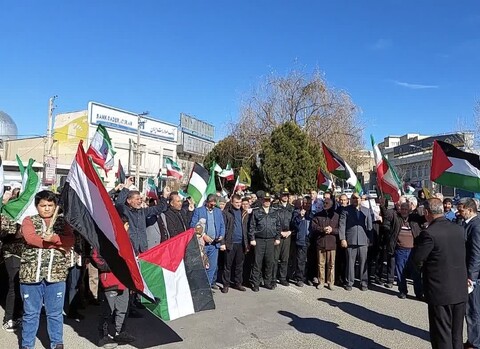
[1,179,479,349]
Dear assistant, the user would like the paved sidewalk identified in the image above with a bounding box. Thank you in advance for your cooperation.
[0,282,436,349]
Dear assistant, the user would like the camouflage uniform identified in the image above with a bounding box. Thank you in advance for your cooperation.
[19,215,70,284]
[1,215,23,260]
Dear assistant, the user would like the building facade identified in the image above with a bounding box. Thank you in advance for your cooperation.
[378,132,475,195]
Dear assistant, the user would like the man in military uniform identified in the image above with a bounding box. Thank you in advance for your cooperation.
[249,193,281,292]
[20,190,75,349]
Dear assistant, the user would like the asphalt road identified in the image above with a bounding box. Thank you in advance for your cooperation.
[0,279,441,349]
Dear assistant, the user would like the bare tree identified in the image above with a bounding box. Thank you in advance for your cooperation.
[230,68,364,168]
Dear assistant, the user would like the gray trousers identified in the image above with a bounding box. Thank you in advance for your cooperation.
[345,245,368,287]
[100,289,129,334]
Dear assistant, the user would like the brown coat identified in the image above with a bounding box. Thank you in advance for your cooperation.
[311,210,339,251]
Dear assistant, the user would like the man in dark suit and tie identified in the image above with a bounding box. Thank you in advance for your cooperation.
[462,198,480,349]
[339,192,373,291]
[411,198,467,349]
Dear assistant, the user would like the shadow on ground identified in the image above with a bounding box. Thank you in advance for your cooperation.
[65,304,183,349]
[279,310,389,349]
[319,298,430,341]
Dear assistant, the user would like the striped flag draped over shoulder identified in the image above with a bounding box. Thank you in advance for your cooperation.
[61,141,154,301]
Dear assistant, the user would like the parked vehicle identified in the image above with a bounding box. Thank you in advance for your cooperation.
[368,190,378,199]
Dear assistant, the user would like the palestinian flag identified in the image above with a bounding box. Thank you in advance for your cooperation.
[61,141,154,302]
[202,162,218,205]
[316,167,332,192]
[145,177,158,199]
[187,163,209,206]
[116,160,126,185]
[219,163,234,181]
[166,158,183,180]
[2,157,41,223]
[371,135,402,202]
[86,124,116,173]
[322,143,363,194]
[431,140,480,192]
[139,228,215,321]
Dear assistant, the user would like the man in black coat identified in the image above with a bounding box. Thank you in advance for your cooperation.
[272,189,295,287]
[158,192,193,242]
[462,198,480,349]
[411,198,467,349]
[221,194,249,293]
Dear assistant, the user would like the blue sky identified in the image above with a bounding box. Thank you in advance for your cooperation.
[1,1,479,145]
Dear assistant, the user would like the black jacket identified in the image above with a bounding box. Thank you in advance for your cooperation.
[465,215,480,281]
[224,206,248,251]
[248,206,281,241]
[380,206,424,255]
[158,206,192,242]
[412,217,467,306]
[274,203,294,232]
[115,188,167,254]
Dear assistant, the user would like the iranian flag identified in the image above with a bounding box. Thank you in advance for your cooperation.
[371,135,402,202]
[86,124,116,173]
[145,178,158,199]
[322,143,363,194]
[317,167,332,192]
[2,156,41,223]
[219,163,234,181]
[187,163,209,206]
[139,228,215,321]
[431,140,480,192]
[166,158,183,180]
[61,142,154,301]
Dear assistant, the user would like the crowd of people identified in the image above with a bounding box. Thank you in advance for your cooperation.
[1,177,480,349]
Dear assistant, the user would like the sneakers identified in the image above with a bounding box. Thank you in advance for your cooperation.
[398,292,407,299]
[2,320,17,332]
[251,286,260,292]
[296,281,304,287]
[221,286,229,294]
[114,331,136,344]
[384,283,393,289]
[211,284,219,290]
[326,284,334,291]
[279,280,289,287]
[344,285,353,291]
[360,286,368,292]
[98,336,118,348]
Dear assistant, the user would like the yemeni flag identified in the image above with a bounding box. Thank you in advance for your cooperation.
[166,158,183,180]
[322,143,363,194]
[219,163,234,181]
[316,167,332,192]
[371,135,402,202]
[187,163,209,206]
[86,124,116,173]
[431,140,480,192]
[145,178,158,200]
[2,157,41,223]
[139,228,215,321]
[61,141,154,301]
[116,160,126,185]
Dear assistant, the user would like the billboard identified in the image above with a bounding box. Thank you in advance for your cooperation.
[54,111,89,163]
[180,113,214,140]
[89,102,177,142]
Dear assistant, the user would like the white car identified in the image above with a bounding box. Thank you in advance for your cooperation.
[343,189,353,198]
[368,190,378,199]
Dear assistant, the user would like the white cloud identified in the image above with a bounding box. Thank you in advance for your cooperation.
[393,81,439,89]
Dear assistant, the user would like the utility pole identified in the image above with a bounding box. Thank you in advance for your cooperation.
[135,111,148,188]
[46,95,57,156]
